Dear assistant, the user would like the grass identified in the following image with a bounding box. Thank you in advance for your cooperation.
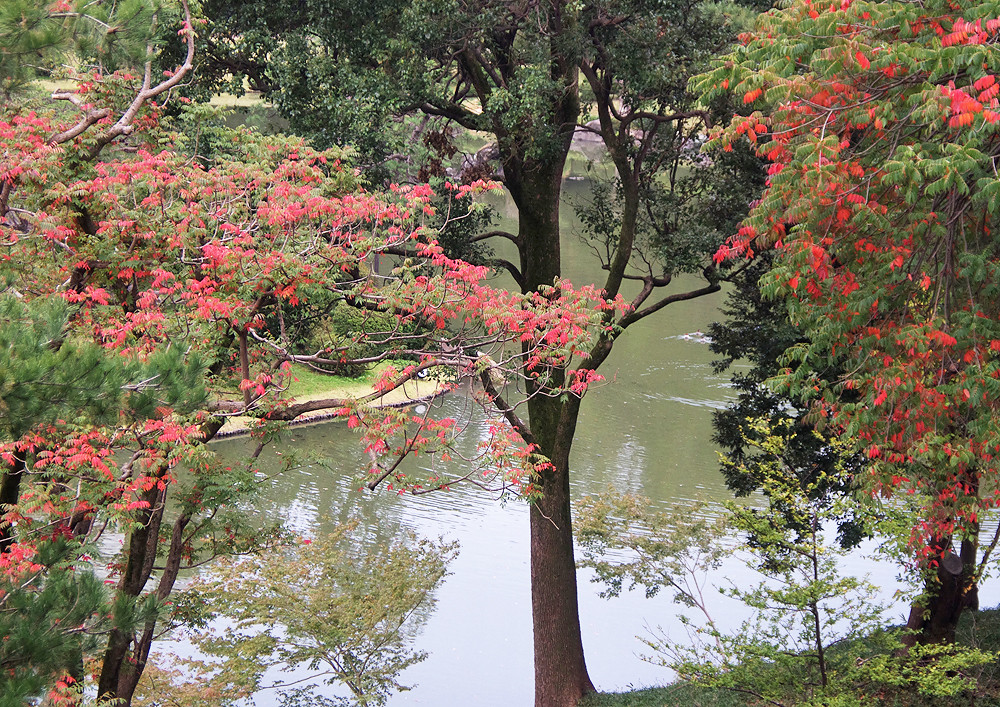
[285,363,376,398]
[285,360,430,399]
[582,684,744,707]
[215,361,442,436]
[583,606,1000,707]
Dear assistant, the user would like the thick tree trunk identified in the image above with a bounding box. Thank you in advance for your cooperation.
[510,158,595,706]
[530,467,594,705]
[489,15,590,697]
[901,533,979,647]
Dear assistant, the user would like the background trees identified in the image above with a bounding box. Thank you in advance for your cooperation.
[696,0,1000,645]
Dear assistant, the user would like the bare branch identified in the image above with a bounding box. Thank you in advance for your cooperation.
[484,257,525,289]
[47,103,113,144]
[469,229,520,246]
[621,281,722,329]
[479,366,536,447]
[48,0,197,157]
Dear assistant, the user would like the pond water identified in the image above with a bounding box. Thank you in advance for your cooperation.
[207,181,908,705]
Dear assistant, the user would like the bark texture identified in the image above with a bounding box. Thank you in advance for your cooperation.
[510,154,596,706]
[902,534,979,647]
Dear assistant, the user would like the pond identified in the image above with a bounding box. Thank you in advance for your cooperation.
[207,180,907,705]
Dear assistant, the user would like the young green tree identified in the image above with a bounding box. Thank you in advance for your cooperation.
[578,421,996,706]
[695,0,1000,645]
[709,253,868,550]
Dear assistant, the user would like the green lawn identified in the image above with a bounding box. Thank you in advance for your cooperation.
[285,363,376,398]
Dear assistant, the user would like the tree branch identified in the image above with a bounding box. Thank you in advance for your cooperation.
[48,0,196,157]
[620,109,712,133]
[419,102,482,132]
[469,229,520,246]
[621,281,722,329]
[484,257,525,289]
[479,367,536,448]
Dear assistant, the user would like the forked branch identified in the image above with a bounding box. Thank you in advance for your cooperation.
[48,0,196,156]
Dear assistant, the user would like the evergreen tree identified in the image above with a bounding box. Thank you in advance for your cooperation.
[709,254,867,549]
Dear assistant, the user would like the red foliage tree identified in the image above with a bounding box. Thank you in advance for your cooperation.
[697,0,1000,644]
[0,5,621,701]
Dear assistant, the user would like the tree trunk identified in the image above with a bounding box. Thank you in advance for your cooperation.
[529,395,594,707]
[97,479,167,702]
[901,533,979,647]
[0,451,27,552]
[491,14,590,696]
[115,513,192,703]
[510,158,595,706]
[97,427,222,704]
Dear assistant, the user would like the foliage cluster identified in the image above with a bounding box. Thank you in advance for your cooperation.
[580,0,1000,700]
[696,0,1000,641]
[0,5,629,704]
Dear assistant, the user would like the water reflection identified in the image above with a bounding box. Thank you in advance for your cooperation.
[209,271,740,705]
[199,180,919,705]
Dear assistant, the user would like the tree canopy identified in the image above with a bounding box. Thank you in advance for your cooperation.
[696,0,1000,644]
[0,4,631,701]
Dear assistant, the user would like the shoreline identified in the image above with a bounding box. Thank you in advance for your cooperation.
[213,375,447,440]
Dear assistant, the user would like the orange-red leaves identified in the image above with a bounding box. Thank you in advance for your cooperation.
[974,74,996,91]
[949,112,976,128]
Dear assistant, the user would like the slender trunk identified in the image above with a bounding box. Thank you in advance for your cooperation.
[809,523,827,689]
[98,427,220,704]
[238,329,252,408]
[97,479,167,702]
[115,513,192,702]
[0,451,27,551]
